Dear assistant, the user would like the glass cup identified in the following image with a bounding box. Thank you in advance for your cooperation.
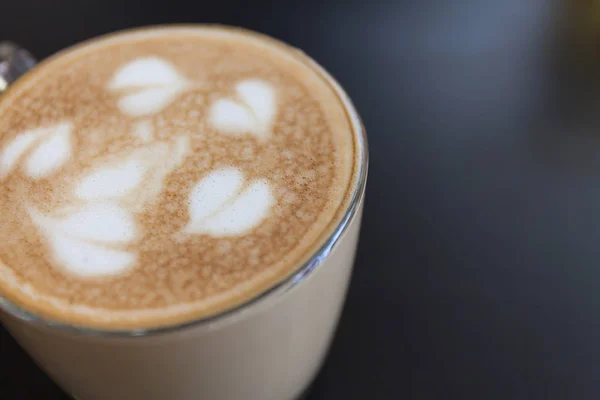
[0,26,368,400]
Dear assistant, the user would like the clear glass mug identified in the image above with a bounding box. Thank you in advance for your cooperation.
[0,29,368,400]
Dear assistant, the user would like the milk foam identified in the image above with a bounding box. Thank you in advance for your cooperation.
[184,168,273,236]
[29,204,137,277]
[0,26,356,329]
[75,158,149,201]
[132,120,154,143]
[0,131,39,177]
[4,64,277,277]
[23,133,202,276]
[210,79,276,140]
[0,122,73,179]
[109,57,189,117]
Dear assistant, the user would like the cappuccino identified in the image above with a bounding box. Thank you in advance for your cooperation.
[0,26,358,330]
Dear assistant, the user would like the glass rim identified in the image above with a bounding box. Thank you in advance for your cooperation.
[0,25,369,338]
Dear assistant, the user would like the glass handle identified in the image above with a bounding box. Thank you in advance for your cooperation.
[0,42,36,93]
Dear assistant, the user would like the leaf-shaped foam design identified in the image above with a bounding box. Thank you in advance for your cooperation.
[0,131,39,178]
[50,235,137,277]
[184,167,273,236]
[211,100,258,133]
[0,122,73,179]
[24,122,73,179]
[117,86,184,117]
[237,80,276,128]
[108,57,188,117]
[210,79,276,140]
[196,180,272,236]
[55,204,137,243]
[29,204,137,277]
[76,158,148,201]
[187,168,243,222]
[49,234,136,277]
[109,57,184,89]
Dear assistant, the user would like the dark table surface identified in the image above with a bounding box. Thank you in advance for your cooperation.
[3,0,600,399]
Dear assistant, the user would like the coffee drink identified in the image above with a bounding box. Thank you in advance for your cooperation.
[0,26,358,330]
[0,26,366,400]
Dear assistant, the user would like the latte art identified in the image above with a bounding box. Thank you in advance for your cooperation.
[183,167,273,237]
[0,122,74,179]
[0,27,357,329]
[210,79,276,139]
[109,57,191,117]
[1,56,278,278]
[25,134,191,277]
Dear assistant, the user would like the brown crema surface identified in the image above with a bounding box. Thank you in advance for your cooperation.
[0,26,357,330]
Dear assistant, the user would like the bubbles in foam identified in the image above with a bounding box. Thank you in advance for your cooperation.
[210,79,276,140]
[183,167,274,236]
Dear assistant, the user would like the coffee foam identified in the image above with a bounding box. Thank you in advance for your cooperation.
[211,80,276,140]
[182,167,274,236]
[0,26,358,329]
[0,122,74,179]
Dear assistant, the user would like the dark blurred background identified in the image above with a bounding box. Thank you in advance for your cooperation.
[4,0,600,398]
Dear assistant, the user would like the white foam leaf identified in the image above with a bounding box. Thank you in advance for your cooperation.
[184,168,273,236]
[109,57,185,89]
[0,131,40,178]
[187,168,244,223]
[117,86,184,117]
[24,123,73,179]
[211,100,259,133]
[29,204,138,277]
[49,234,136,277]
[237,80,276,128]
[197,180,272,236]
[210,79,276,140]
[76,159,148,201]
[108,57,189,117]
[57,203,137,243]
